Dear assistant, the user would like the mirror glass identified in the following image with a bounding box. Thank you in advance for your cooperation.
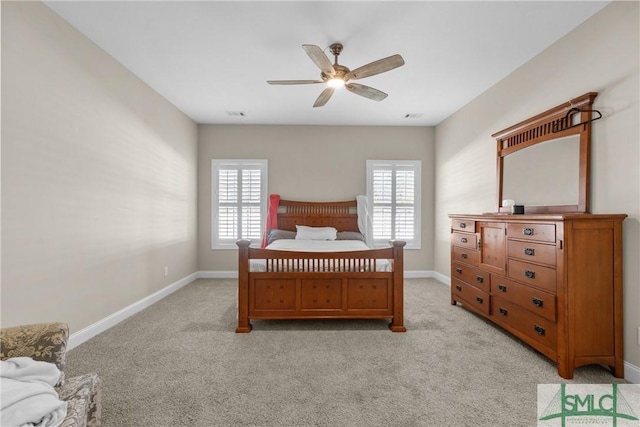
[502,135,580,207]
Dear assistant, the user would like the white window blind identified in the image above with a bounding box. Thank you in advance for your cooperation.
[367,160,421,249]
[212,160,267,249]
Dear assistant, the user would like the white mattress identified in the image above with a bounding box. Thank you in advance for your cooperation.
[249,239,392,272]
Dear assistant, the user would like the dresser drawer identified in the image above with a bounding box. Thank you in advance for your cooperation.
[451,232,477,249]
[452,219,476,233]
[491,296,557,351]
[507,259,557,292]
[452,278,490,316]
[491,274,556,321]
[452,245,479,266]
[507,223,555,243]
[452,262,490,293]
[507,240,556,267]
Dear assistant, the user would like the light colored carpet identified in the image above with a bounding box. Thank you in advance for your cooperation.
[65,278,626,426]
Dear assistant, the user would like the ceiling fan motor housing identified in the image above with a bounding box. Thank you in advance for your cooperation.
[322,64,350,82]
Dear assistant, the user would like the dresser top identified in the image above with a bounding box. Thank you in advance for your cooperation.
[449,213,627,221]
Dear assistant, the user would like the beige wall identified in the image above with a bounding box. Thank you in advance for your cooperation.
[198,125,434,272]
[434,2,640,369]
[1,2,198,333]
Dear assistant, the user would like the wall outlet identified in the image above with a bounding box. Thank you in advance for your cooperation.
[164,266,169,277]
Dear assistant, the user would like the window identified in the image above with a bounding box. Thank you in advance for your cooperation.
[211,159,267,249]
[366,160,421,249]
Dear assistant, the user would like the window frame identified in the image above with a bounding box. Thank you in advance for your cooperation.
[211,159,268,250]
[366,159,421,249]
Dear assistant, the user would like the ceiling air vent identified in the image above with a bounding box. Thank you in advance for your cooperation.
[404,113,424,119]
[226,111,246,117]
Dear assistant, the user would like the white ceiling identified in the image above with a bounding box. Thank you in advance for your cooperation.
[44,1,609,126]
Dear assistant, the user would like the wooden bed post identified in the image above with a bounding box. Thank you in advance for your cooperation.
[389,240,407,332]
[236,240,252,333]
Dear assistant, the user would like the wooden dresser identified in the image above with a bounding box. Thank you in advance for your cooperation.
[449,213,626,379]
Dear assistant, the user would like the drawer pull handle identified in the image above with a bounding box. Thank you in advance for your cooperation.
[498,284,507,292]
[499,307,508,316]
[476,296,484,304]
[461,253,468,259]
[534,324,546,336]
[525,270,536,279]
[476,276,484,283]
[523,228,534,236]
[455,285,462,292]
[459,222,466,228]
[455,268,462,274]
[460,237,468,243]
[532,297,544,308]
[524,248,535,256]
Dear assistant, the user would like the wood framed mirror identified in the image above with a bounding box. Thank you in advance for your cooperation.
[493,92,598,214]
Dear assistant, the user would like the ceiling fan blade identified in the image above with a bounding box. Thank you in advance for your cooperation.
[313,87,335,108]
[302,44,336,76]
[267,80,324,85]
[346,54,405,80]
[345,83,388,101]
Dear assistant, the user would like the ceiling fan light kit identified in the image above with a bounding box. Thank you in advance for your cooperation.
[267,43,405,107]
[327,77,345,88]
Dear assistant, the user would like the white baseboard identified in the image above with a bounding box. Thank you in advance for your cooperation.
[429,270,450,285]
[625,361,640,384]
[198,271,237,279]
[68,270,639,384]
[404,270,431,278]
[68,272,198,350]
[68,269,438,349]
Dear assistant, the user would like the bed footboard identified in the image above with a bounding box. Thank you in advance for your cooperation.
[235,240,406,333]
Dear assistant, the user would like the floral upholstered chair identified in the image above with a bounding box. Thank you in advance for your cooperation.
[0,322,102,427]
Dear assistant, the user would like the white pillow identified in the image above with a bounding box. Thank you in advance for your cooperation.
[295,225,338,241]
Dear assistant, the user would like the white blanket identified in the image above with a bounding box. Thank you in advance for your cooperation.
[250,239,392,272]
[0,357,67,427]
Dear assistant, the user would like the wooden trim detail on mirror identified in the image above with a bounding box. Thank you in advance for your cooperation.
[492,92,598,214]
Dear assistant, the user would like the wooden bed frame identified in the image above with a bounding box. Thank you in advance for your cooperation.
[236,199,406,333]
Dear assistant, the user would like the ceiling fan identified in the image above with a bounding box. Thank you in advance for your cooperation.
[267,43,405,108]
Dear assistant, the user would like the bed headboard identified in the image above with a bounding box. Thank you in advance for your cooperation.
[277,200,359,232]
